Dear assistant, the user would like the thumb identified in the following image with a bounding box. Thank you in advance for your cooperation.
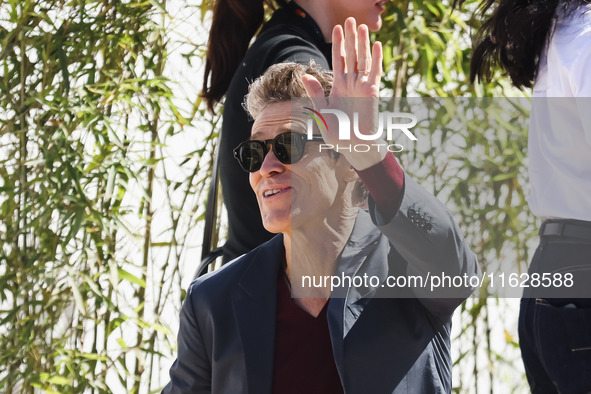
[301,74,325,98]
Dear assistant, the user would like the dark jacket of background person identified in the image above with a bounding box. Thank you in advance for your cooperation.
[213,2,331,263]
[162,175,480,393]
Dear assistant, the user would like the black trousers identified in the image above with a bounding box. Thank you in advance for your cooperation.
[519,221,591,394]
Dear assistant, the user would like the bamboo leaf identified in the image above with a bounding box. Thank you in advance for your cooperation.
[67,276,86,314]
[117,268,146,288]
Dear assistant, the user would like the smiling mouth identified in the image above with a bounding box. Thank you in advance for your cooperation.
[263,187,291,198]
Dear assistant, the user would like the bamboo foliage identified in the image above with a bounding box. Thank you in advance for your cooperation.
[0,0,534,393]
[0,0,218,392]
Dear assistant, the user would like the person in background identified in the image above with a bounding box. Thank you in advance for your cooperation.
[201,0,390,263]
[164,19,479,393]
[458,0,591,392]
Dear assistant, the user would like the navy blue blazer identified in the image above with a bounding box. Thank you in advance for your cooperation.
[163,176,480,393]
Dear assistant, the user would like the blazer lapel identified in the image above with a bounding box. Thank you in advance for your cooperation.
[343,234,389,336]
[329,210,390,338]
[232,235,284,394]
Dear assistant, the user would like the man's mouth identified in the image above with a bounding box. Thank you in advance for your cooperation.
[263,187,291,198]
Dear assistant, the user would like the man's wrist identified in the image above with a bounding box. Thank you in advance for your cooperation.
[341,138,389,170]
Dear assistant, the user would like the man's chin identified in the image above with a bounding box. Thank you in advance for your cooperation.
[262,220,290,235]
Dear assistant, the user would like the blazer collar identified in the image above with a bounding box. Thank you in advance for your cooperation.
[335,209,388,300]
[329,210,390,338]
[232,234,284,394]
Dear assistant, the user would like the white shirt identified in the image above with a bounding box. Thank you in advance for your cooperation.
[528,5,591,220]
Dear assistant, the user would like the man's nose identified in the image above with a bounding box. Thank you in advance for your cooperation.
[259,148,286,177]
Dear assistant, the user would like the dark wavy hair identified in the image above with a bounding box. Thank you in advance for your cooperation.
[455,0,589,89]
[201,0,288,113]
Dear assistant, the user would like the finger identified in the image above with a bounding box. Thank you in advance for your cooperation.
[344,17,357,76]
[332,25,345,76]
[301,74,325,98]
[357,24,371,76]
[368,41,383,86]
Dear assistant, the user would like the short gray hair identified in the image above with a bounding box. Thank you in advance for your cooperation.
[245,61,333,119]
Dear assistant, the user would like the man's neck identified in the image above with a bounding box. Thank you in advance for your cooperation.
[283,208,357,299]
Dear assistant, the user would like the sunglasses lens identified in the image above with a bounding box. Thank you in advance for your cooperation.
[275,132,306,164]
[273,133,292,164]
[234,132,311,172]
[237,142,265,172]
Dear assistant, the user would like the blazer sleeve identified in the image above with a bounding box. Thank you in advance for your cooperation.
[368,173,481,318]
[162,284,211,394]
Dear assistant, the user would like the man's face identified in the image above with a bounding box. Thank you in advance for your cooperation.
[248,102,349,234]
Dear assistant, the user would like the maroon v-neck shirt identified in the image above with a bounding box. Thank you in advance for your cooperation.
[271,273,344,394]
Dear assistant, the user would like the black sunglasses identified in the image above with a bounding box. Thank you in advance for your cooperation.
[233,131,324,173]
